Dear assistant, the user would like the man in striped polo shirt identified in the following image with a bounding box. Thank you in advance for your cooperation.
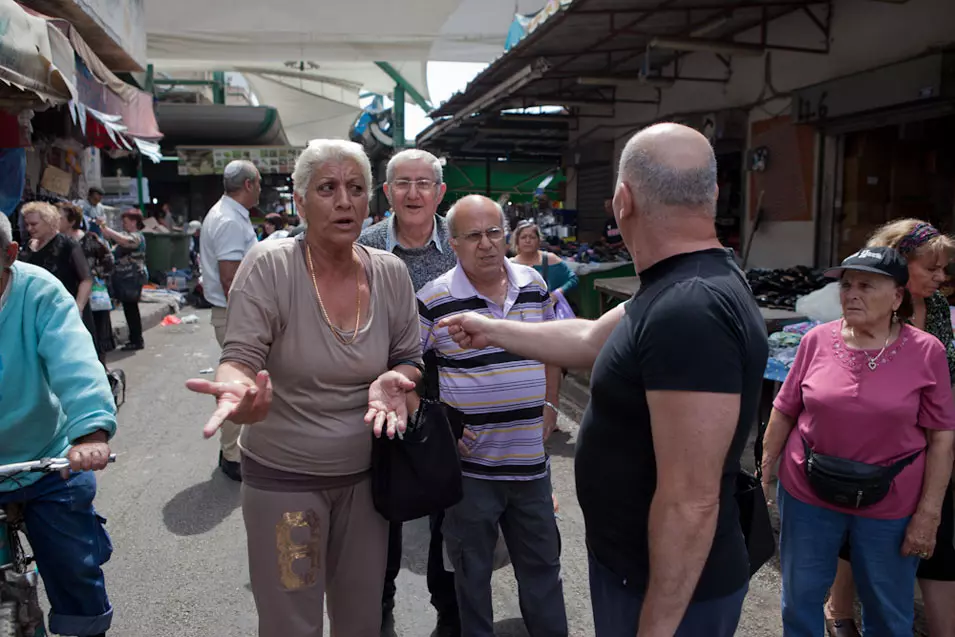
[417,195,567,637]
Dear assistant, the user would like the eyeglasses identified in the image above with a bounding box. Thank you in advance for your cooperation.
[391,179,438,193]
[455,227,505,244]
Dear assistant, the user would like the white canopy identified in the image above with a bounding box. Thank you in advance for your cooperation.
[145,0,546,66]
[155,60,430,105]
[145,0,547,144]
[243,73,362,146]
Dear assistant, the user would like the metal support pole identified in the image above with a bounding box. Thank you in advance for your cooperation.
[393,84,406,149]
[485,156,492,196]
[212,71,226,105]
[136,154,145,212]
[145,64,155,93]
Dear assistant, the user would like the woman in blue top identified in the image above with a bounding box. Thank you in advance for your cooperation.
[510,220,577,434]
[509,220,578,299]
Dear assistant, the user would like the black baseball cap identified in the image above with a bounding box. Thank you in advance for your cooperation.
[823,246,909,286]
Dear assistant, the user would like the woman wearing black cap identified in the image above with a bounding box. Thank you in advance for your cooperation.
[760,246,955,637]
[825,220,955,636]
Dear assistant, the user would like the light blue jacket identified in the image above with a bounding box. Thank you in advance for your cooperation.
[0,262,117,491]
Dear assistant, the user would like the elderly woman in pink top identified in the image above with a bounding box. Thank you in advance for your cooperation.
[760,246,955,637]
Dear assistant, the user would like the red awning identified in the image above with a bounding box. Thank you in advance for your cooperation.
[18,4,162,154]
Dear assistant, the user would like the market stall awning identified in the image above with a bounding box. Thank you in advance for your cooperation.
[144,0,548,64]
[0,0,75,108]
[156,103,289,148]
[431,0,831,120]
[442,160,565,203]
[6,2,163,157]
[419,111,571,162]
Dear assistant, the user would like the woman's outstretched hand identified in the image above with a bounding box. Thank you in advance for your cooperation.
[186,370,273,438]
[366,371,417,439]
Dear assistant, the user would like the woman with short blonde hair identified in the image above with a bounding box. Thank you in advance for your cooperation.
[19,200,94,321]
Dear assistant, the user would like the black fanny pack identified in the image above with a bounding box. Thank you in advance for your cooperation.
[803,437,921,509]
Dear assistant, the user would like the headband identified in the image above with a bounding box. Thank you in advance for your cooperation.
[897,222,940,254]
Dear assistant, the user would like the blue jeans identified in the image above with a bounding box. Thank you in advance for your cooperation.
[588,551,747,637]
[0,471,113,635]
[778,483,918,637]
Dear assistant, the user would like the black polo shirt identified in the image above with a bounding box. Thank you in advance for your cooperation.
[575,248,768,601]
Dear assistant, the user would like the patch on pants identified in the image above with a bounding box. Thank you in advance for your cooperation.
[276,510,321,590]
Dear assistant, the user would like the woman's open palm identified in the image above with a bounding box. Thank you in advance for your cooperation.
[186,370,273,438]
[366,371,416,439]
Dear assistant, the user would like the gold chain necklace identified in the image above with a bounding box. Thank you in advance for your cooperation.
[305,243,361,346]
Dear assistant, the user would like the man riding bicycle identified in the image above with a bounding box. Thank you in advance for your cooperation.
[0,212,117,636]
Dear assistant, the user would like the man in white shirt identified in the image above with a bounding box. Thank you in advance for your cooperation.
[200,159,260,481]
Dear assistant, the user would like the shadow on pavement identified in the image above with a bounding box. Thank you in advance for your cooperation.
[105,349,139,364]
[162,469,241,536]
[544,430,575,459]
[399,516,431,576]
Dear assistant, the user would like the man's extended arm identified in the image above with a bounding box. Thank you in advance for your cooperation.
[441,302,626,370]
[638,390,740,637]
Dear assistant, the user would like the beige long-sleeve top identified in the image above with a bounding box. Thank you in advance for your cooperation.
[221,236,422,477]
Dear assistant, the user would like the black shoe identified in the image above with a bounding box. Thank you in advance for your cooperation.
[218,451,242,482]
[433,611,461,637]
[121,341,144,351]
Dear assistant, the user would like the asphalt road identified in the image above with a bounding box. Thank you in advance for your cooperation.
[94,308,783,636]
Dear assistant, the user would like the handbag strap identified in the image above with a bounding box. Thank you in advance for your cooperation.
[421,350,441,401]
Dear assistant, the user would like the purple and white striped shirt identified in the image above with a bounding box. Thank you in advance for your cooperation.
[417,260,556,481]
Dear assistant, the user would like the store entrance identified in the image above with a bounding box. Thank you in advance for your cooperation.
[836,115,955,260]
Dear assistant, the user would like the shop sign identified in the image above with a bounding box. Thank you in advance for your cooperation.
[177,146,304,176]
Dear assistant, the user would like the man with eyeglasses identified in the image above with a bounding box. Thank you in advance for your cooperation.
[417,195,567,637]
[357,149,460,636]
[358,149,457,292]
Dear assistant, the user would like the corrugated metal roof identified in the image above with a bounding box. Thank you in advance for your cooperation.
[430,0,827,119]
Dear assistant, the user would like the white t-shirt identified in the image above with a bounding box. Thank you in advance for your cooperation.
[199,196,257,308]
[264,229,290,241]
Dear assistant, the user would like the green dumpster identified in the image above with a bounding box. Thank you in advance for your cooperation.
[143,232,191,282]
[565,262,636,320]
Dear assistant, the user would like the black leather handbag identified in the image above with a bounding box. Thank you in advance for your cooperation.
[735,423,777,576]
[370,353,464,522]
[803,437,921,509]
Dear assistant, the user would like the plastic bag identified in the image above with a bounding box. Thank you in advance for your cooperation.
[90,279,112,312]
[794,282,842,323]
[552,289,576,320]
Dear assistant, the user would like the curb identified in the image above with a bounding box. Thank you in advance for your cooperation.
[111,301,178,344]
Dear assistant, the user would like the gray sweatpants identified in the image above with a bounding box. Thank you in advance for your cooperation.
[242,478,388,637]
[443,475,568,637]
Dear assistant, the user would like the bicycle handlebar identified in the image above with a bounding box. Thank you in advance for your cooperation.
[0,455,117,478]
